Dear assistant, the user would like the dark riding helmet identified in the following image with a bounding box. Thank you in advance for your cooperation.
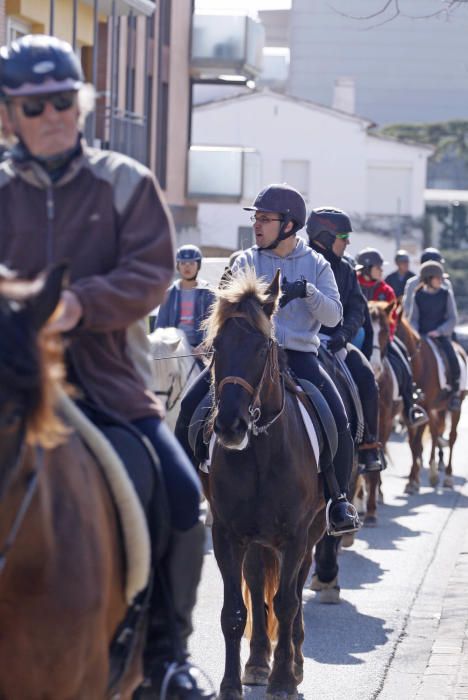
[356,248,385,270]
[420,247,445,265]
[0,34,83,98]
[395,249,410,263]
[244,183,306,229]
[419,260,444,281]
[306,207,352,250]
[176,244,202,264]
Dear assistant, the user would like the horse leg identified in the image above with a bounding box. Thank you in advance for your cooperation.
[242,544,273,686]
[292,516,325,684]
[212,521,247,700]
[267,537,308,700]
[406,423,424,494]
[444,410,461,489]
[310,534,340,604]
[429,413,440,487]
[364,472,379,526]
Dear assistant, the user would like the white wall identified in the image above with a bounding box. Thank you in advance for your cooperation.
[192,92,429,250]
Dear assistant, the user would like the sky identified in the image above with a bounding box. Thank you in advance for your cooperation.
[196,0,291,11]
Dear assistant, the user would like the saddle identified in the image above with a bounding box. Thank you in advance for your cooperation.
[425,336,466,393]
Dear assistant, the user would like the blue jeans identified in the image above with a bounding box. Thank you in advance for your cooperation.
[133,416,201,531]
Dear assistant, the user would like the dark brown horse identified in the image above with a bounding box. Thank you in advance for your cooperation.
[0,266,140,699]
[203,270,325,700]
[397,315,466,492]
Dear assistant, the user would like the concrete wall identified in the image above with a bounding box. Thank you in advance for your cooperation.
[288,0,468,125]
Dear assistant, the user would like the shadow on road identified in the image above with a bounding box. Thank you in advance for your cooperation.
[301,597,391,665]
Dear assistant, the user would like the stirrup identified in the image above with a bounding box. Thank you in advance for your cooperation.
[408,405,428,428]
[325,497,361,537]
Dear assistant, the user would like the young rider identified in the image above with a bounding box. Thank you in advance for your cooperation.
[402,247,455,318]
[356,248,428,428]
[151,244,215,352]
[0,35,213,700]
[409,261,461,411]
[307,207,382,472]
[385,249,416,299]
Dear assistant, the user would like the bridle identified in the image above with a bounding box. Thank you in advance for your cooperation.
[0,413,45,576]
[216,337,285,436]
[154,357,199,412]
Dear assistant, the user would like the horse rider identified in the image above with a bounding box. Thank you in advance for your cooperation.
[150,244,215,341]
[385,249,416,299]
[408,260,461,411]
[356,248,428,428]
[307,207,382,473]
[0,35,213,700]
[402,247,455,318]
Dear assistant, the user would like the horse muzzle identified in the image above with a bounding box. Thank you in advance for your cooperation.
[214,414,250,451]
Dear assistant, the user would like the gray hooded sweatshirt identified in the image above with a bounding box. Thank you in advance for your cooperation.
[231,238,342,353]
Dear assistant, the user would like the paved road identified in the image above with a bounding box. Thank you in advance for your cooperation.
[190,408,468,700]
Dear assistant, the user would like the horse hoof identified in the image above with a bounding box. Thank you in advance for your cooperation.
[341,532,355,548]
[404,481,419,495]
[266,691,298,700]
[242,665,269,685]
[429,473,439,488]
[218,690,243,700]
[443,475,454,489]
[364,515,378,527]
[294,663,304,683]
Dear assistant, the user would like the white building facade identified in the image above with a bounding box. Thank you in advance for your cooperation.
[189,90,431,253]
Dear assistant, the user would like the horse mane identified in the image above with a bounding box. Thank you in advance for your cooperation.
[202,269,276,348]
[399,313,421,343]
[0,275,70,449]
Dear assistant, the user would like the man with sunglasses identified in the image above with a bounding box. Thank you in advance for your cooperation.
[307,208,382,473]
[0,34,213,700]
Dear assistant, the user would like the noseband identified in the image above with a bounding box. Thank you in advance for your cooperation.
[216,338,285,436]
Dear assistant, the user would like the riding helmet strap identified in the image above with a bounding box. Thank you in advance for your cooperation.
[264,215,294,250]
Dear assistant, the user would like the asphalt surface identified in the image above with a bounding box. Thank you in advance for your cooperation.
[190,407,468,700]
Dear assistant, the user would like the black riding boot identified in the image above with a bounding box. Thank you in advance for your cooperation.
[357,390,382,472]
[134,521,215,700]
[324,427,361,537]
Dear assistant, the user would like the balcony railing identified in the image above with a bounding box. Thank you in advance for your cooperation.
[191,14,264,81]
[84,106,148,166]
[187,146,260,201]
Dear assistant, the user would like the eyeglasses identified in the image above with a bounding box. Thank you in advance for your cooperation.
[250,215,283,224]
[18,91,76,119]
[335,233,350,240]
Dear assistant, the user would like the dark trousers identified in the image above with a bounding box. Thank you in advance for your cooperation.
[387,341,413,415]
[435,336,460,391]
[134,416,201,532]
[286,349,354,497]
[345,345,379,439]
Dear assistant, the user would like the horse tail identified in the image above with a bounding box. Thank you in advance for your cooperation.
[242,547,280,641]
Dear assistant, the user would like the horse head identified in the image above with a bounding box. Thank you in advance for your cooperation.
[204,269,281,450]
[0,263,67,496]
[368,300,393,379]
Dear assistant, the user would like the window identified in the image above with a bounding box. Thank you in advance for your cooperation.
[281,160,309,199]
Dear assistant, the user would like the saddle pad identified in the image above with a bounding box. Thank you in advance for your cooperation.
[56,388,151,603]
[384,357,401,401]
[424,337,467,390]
[199,395,320,473]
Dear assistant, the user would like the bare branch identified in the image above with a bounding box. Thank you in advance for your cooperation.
[329,0,467,25]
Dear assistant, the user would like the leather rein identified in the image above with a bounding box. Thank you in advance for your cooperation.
[216,337,286,436]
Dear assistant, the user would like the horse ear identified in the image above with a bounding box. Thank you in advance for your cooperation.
[395,301,403,322]
[29,262,69,330]
[263,269,281,318]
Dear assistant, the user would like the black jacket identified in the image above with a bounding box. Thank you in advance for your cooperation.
[310,243,366,341]
[385,269,415,298]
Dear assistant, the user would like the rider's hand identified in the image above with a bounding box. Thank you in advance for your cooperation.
[428,330,440,338]
[279,276,307,308]
[328,330,347,353]
[44,290,83,334]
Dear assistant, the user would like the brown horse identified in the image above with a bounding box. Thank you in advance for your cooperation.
[203,270,325,700]
[359,301,401,525]
[0,266,141,699]
[397,315,466,492]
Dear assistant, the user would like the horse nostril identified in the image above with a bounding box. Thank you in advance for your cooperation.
[215,415,244,435]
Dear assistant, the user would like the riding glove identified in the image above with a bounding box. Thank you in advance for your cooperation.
[279,276,307,308]
[327,330,348,354]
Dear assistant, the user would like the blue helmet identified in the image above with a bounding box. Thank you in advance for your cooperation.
[244,184,306,229]
[0,34,83,98]
[176,244,202,264]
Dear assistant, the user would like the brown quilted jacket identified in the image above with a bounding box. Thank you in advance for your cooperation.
[0,143,175,420]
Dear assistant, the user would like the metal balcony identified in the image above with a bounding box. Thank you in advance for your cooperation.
[191,14,264,81]
[187,146,260,201]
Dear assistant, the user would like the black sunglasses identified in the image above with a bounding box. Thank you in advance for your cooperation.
[18,91,76,119]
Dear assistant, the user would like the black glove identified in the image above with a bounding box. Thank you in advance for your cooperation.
[279,276,307,308]
[327,330,348,353]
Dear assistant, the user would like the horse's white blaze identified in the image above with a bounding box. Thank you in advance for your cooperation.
[370,316,383,379]
[148,327,201,431]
